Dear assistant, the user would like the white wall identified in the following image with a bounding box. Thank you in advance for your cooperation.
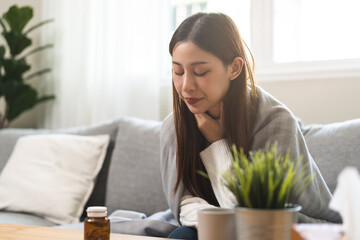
[0,0,42,128]
[258,76,360,125]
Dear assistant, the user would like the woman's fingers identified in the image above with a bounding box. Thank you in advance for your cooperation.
[194,111,225,143]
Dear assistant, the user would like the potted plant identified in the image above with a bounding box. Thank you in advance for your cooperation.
[0,5,54,129]
[222,142,314,240]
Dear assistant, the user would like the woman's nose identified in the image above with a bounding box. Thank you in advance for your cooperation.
[182,72,196,92]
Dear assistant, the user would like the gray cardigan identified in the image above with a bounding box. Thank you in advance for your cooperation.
[160,86,341,224]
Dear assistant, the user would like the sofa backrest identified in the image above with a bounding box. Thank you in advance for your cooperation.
[105,117,168,216]
[302,118,360,193]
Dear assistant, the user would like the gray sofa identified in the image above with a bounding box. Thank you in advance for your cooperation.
[0,117,168,227]
[0,116,359,235]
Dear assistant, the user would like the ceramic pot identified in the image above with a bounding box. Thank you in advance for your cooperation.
[234,205,301,240]
[198,208,236,240]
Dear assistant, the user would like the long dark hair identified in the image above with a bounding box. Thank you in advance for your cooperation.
[169,13,257,204]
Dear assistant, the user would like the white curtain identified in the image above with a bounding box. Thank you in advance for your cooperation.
[38,0,171,128]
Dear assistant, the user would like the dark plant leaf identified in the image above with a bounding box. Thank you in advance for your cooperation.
[6,84,37,121]
[3,58,31,81]
[0,82,10,97]
[2,5,33,34]
[0,45,4,81]
[3,31,32,56]
[0,18,7,32]
[0,45,4,58]
[37,95,55,104]
[2,81,24,100]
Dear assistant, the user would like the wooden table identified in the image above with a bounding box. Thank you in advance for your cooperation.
[0,224,170,240]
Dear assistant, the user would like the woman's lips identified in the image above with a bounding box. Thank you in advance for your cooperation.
[185,97,203,105]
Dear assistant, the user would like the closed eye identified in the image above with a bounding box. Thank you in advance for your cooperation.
[174,71,184,76]
[194,70,210,77]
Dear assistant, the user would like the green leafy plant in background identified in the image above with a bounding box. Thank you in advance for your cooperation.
[222,142,314,209]
[0,5,54,128]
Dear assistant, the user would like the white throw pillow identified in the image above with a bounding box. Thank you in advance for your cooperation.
[0,134,110,225]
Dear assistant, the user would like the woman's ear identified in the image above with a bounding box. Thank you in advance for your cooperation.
[229,57,244,80]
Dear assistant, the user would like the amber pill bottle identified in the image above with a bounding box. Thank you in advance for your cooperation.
[84,206,110,240]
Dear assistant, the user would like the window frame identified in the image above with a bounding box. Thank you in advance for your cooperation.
[251,0,360,82]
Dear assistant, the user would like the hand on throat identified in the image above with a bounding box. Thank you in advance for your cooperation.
[207,103,222,120]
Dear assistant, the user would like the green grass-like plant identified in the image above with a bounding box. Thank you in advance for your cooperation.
[221,142,314,209]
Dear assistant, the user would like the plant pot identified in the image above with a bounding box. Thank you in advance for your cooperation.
[234,205,301,240]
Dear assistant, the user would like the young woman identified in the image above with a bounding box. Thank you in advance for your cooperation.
[160,12,341,240]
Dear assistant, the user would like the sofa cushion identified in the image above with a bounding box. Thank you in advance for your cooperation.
[0,134,109,225]
[106,117,168,216]
[302,119,360,193]
[0,118,120,222]
[0,211,56,227]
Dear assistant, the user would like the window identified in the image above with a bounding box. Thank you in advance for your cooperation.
[170,0,208,30]
[274,0,360,63]
[252,0,360,81]
[169,0,251,43]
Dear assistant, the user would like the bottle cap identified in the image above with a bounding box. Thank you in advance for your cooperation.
[86,206,107,217]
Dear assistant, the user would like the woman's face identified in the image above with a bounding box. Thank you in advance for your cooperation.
[172,41,233,116]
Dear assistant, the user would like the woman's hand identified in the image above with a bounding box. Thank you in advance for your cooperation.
[194,103,225,143]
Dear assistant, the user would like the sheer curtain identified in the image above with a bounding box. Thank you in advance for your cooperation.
[38,0,171,128]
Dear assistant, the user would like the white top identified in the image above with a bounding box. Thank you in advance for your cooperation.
[179,139,237,227]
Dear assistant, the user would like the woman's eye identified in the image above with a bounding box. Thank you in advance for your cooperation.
[194,70,210,77]
[173,69,184,76]
[174,71,184,76]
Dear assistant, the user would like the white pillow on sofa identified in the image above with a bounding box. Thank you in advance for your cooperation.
[0,134,110,225]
